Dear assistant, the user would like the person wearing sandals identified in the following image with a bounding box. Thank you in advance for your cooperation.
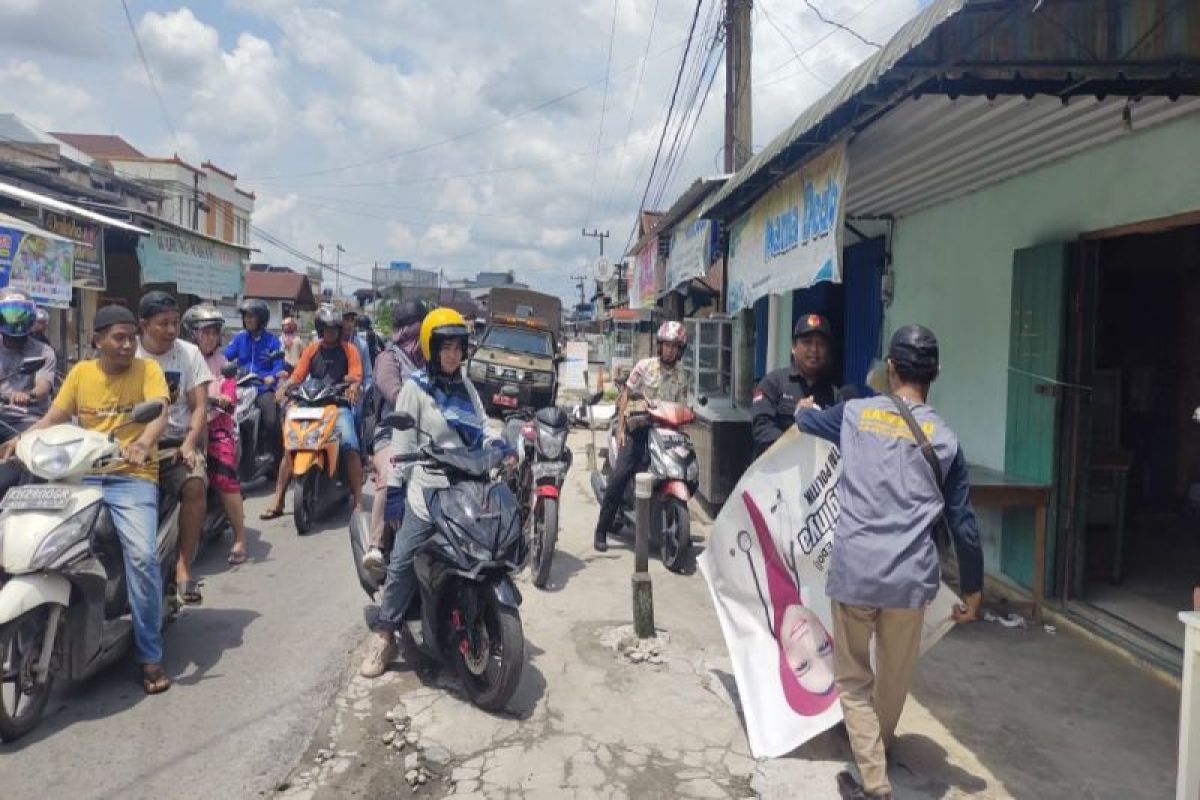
[136,292,212,607]
[361,299,428,579]
[183,304,249,566]
[2,305,172,694]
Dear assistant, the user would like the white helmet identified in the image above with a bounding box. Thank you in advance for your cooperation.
[656,321,687,349]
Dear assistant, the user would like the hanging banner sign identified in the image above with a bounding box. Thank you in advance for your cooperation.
[726,142,848,314]
[43,211,105,291]
[137,228,244,299]
[630,243,656,311]
[0,224,75,308]
[698,427,960,758]
[667,212,713,292]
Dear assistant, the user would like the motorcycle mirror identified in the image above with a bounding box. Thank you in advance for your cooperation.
[19,356,46,375]
[130,400,165,424]
[221,362,239,378]
[385,412,416,431]
[500,385,520,398]
[697,395,709,406]
[586,391,604,405]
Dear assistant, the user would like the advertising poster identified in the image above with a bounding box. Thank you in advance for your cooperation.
[698,427,960,758]
[43,211,105,290]
[0,224,75,308]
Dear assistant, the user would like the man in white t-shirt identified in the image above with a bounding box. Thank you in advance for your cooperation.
[137,291,212,606]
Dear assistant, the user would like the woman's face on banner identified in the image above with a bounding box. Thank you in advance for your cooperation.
[780,605,835,695]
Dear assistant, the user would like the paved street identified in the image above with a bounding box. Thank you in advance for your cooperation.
[0,479,369,800]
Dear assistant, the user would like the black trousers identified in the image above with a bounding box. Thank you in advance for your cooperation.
[256,391,281,457]
[595,427,649,536]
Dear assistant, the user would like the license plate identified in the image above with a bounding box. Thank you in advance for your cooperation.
[532,461,566,480]
[288,407,325,421]
[1,486,72,511]
[493,393,518,408]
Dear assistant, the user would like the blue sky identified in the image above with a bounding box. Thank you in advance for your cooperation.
[0,0,925,304]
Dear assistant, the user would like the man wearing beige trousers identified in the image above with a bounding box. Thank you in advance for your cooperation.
[797,325,985,800]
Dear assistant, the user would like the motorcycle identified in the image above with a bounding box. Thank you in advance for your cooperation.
[350,411,527,712]
[0,401,180,741]
[284,378,352,535]
[199,388,236,545]
[232,352,285,486]
[502,394,571,589]
[589,395,699,573]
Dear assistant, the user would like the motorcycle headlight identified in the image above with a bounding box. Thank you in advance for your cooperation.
[30,504,100,571]
[536,428,567,460]
[30,437,83,480]
[468,360,486,381]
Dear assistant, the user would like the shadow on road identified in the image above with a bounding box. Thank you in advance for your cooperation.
[542,550,587,592]
[167,607,261,687]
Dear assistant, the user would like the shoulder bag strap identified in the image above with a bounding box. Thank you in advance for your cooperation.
[887,394,956,561]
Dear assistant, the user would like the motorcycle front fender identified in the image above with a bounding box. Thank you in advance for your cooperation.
[292,450,318,476]
[490,575,522,609]
[657,481,691,503]
[0,573,70,625]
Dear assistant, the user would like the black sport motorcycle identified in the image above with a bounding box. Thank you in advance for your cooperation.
[350,412,527,712]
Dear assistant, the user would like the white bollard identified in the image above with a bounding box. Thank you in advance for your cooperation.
[1179,611,1200,800]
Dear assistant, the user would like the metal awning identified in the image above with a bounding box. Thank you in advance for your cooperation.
[0,180,149,234]
[702,0,1200,223]
[0,212,73,242]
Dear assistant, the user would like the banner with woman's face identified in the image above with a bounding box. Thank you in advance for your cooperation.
[698,427,960,758]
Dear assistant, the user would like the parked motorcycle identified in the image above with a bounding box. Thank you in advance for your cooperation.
[589,396,699,573]
[502,395,572,589]
[351,411,527,712]
[0,401,180,741]
[284,377,352,535]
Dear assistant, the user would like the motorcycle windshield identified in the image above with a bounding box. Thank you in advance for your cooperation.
[297,378,339,404]
[428,446,504,477]
[434,482,521,561]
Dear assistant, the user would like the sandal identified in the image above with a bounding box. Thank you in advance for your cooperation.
[142,664,171,695]
[178,580,203,605]
[259,507,284,520]
[227,547,248,565]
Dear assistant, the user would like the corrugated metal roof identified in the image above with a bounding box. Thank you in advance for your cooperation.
[702,0,1200,222]
[244,271,316,307]
[627,176,728,257]
[0,181,149,234]
[50,132,145,161]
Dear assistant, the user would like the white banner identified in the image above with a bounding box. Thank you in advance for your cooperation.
[666,214,712,291]
[725,142,848,314]
[699,427,959,758]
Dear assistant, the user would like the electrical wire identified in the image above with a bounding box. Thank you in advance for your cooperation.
[583,0,620,225]
[757,0,832,88]
[803,0,881,49]
[120,0,178,144]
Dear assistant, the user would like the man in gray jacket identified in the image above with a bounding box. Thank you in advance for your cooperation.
[796,325,983,800]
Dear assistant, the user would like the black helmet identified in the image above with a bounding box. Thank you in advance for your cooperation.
[357,314,373,331]
[314,304,341,336]
[888,324,939,380]
[239,298,270,328]
[391,299,428,329]
[139,290,179,320]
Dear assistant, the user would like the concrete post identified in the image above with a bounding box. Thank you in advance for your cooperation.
[632,472,655,639]
[1178,611,1200,800]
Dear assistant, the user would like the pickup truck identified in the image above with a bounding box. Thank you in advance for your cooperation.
[468,288,561,413]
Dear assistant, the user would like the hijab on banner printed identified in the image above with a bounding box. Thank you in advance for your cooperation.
[698,427,959,758]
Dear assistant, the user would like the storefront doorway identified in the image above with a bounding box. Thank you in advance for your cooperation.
[1064,222,1200,653]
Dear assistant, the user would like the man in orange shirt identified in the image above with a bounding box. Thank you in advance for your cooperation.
[261,305,364,519]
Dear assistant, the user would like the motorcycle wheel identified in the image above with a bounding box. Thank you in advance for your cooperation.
[0,606,57,742]
[658,497,692,573]
[293,471,320,535]
[531,497,558,589]
[451,588,524,712]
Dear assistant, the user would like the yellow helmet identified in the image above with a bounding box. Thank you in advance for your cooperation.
[420,307,470,362]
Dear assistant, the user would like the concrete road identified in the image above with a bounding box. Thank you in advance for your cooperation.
[0,479,371,800]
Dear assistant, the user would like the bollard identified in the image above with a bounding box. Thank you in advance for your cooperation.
[632,472,655,638]
[1178,610,1200,800]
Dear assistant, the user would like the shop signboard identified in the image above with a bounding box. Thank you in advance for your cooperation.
[43,211,105,291]
[726,142,848,314]
[667,212,713,291]
[137,228,244,299]
[630,242,656,311]
[0,223,75,308]
[699,427,959,757]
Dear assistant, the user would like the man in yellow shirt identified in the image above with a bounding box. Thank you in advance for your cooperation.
[8,305,172,694]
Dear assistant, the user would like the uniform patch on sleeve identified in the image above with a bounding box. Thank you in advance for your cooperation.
[752,390,764,403]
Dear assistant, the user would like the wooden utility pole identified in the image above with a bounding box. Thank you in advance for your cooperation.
[724,0,753,172]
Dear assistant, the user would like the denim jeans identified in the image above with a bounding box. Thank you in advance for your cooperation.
[84,475,163,665]
[375,510,435,632]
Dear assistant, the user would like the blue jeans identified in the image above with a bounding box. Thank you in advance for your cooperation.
[84,475,163,664]
[376,509,435,631]
[336,406,360,452]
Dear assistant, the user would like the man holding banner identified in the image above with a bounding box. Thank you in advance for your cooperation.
[795,324,984,800]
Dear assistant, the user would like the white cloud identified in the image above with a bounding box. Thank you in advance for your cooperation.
[136,7,221,83]
[0,59,95,130]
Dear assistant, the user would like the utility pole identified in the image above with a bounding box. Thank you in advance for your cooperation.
[371,260,378,318]
[334,243,345,300]
[317,243,326,302]
[570,273,589,309]
[724,0,753,173]
[581,228,610,257]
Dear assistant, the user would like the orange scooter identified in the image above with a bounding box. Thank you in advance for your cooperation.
[284,378,352,534]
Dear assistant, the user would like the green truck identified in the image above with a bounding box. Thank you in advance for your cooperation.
[468,287,562,413]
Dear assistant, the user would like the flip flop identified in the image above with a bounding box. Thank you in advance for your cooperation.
[142,664,171,695]
[259,508,284,520]
[178,580,203,605]
[227,548,248,565]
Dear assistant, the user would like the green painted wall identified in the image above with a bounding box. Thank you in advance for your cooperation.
[886,111,1200,471]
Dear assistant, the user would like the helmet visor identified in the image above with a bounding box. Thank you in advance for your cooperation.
[0,300,34,336]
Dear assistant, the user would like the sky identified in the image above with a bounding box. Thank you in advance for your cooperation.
[0,0,925,305]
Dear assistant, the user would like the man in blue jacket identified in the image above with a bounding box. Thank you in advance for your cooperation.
[224,298,289,457]
[796,324,983,800]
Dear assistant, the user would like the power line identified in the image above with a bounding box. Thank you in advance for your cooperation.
[626,0,705,253]
[757,0,831,88]
[584,0,620,224]
[803,0,881,49]
[120,0,178,144]
[757,0,883,80]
